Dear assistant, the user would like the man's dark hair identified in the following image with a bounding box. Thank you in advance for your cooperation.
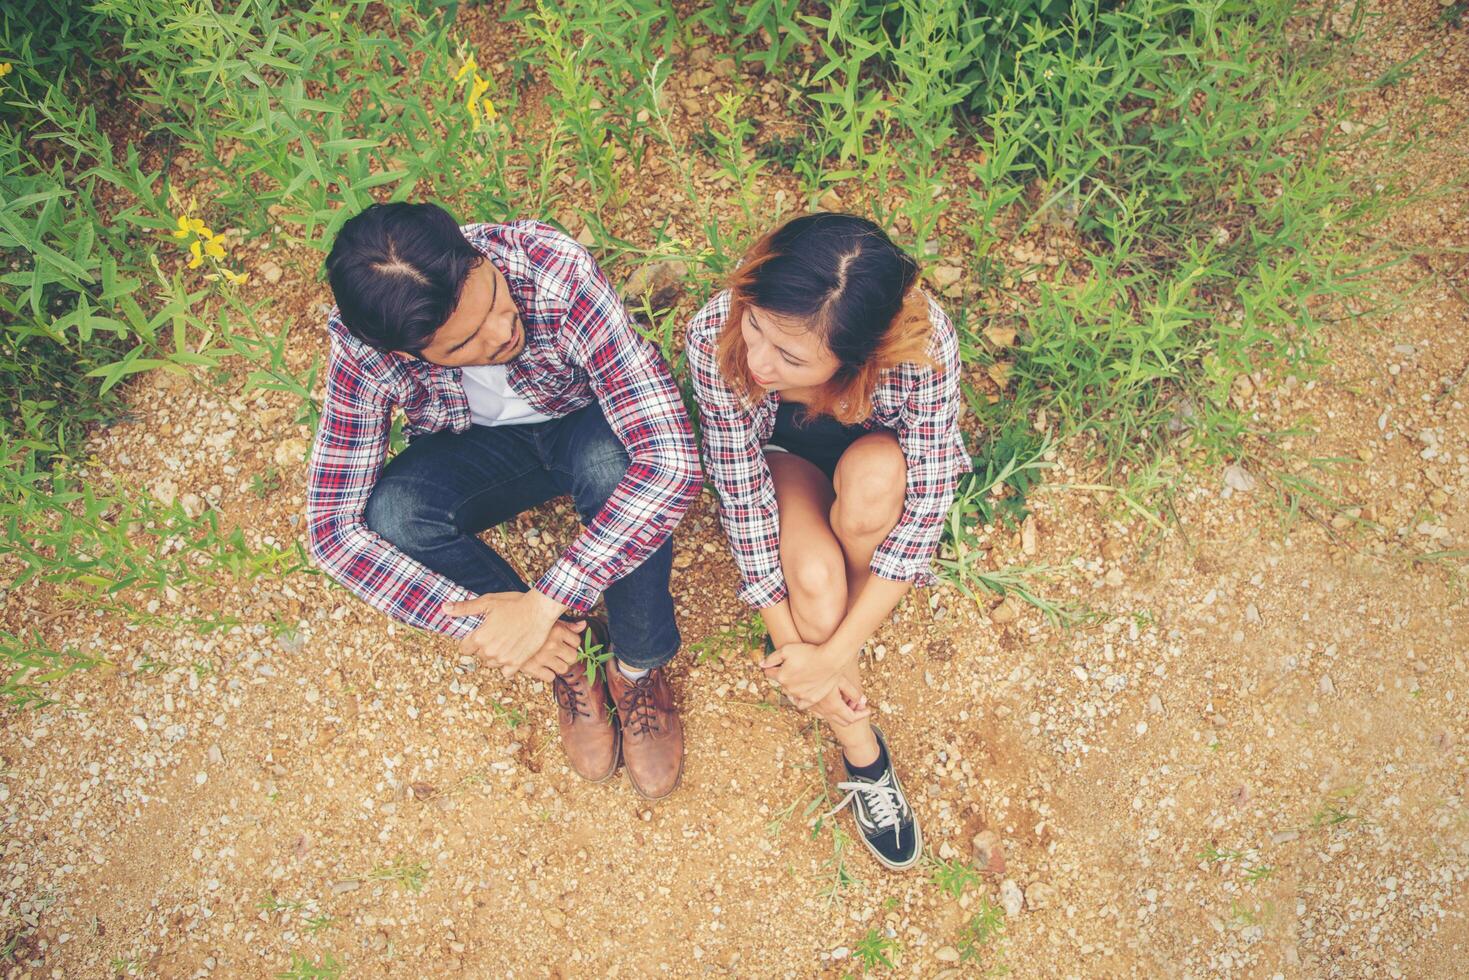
[324,201,482,353]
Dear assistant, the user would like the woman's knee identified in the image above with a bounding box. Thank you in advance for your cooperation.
[833,442,906,538]
[783,551,846,630]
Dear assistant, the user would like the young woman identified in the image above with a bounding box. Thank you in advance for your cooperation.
[687,212,969,869]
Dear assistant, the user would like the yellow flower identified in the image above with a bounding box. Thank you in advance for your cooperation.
[454,54,478,83]
[0,63,12,78]
[222,268,249,286]
[480,98,498,123]
[204,239,226,260]
[187,240,204,269]
[197,224,215,240]
[172,214,192,239]
[467,73,492,130]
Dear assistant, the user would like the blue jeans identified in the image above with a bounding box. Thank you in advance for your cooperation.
[363,403,680,668]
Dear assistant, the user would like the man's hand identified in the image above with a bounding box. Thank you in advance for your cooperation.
[760,641,861,713]
[520,619,588,682]
[443,588,566,678]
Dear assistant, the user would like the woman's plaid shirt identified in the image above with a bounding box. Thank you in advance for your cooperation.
[306,221,701,637]
[686,289,970,608]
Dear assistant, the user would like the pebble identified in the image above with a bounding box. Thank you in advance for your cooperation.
[935,946,960,962]
[990,597,1019,624]
[999,878,1024,917]
[1104,567,1125,588]
[1223,464,1256,493]
[971,829,1006,874]
[1026,881,1057,910]
[330,879,360,894]
[817,189,843,212]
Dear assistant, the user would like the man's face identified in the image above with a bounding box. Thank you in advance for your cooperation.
[417,260,525,367]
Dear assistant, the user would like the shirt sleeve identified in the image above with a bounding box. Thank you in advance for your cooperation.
[685,292,789,608]
[870,302,967,585]
[531,258,703,614]
[305,336,481,638]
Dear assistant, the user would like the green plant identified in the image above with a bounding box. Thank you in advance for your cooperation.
[852,927,900,971]
[689,616,765,665]
[928,854,982,899]
[958,894,1007,966]
[363,855,429,893]
[576,622,612,686]
[275,952,343,980]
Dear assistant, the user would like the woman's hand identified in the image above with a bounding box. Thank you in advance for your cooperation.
[760,641,861,712]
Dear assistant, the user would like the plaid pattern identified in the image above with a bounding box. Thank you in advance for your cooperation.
[306,220,701,637]
[686,289,970,608]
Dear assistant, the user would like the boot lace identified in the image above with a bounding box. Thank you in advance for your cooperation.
[553,671,588,719]
[617,674,662,736]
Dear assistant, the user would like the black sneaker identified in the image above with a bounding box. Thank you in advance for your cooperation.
[826,724,922,870]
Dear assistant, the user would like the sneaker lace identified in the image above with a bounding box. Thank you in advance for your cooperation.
[827,775,905,846]
[617,674,661,736]
[552,672,588,719]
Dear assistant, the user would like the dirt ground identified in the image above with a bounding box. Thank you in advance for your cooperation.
[3,1,1468,977]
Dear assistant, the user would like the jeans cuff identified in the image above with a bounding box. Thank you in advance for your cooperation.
[609,629,681,670]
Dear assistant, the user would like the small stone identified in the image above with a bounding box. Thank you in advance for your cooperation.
[1319,675,1336,696]
[935,946,960,962]
[575,225,596,247]
[1148,693,1163,715]
[1021,516,1037,555]
[1271,829,1300,845]
[971,829,1006,874]
[330,879,360,894]
[989,597,1019,625]
[1104,567,1125,588]
[1223,464,1256,493]
[830,946,850,961]
[1025,881,1056,910]
[260,261,284,284]
[1244,603,1262,625]
[938,841,958,861]
[817,188,843,212]
[932,264,963,289]
[999,879,1023,917]
[545,909,566,929]
[1135,721,1148,736]
[1101,537,1126,561]
[621,260,688,311]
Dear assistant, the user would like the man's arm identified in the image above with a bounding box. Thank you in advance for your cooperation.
[305,338,482,637]
[533,255,703,613]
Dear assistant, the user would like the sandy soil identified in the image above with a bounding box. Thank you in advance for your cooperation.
[2,1,1466,978]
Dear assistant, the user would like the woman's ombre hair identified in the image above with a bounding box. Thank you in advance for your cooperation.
[716,212,935,423]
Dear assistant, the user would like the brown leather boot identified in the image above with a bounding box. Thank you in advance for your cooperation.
[607,663,684,800]
[551,619,619,782]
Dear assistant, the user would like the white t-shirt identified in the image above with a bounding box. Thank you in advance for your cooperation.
[459,364,553,427]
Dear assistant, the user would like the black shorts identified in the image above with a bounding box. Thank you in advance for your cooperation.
[764,400,883,482]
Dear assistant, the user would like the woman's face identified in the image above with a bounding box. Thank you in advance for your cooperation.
[740,305,841,393]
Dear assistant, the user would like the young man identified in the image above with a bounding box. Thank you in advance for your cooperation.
[306,202,701,800]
